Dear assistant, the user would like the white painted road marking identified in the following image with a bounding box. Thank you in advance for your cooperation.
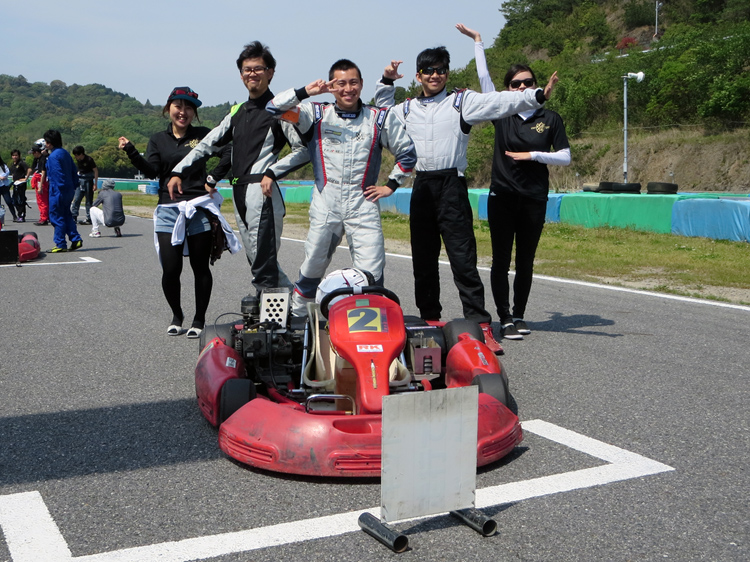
[0,420,673,562]
[0,256,101,268]
[281,236,750,313]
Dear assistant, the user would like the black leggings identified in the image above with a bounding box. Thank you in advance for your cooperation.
[488,192,546,324]
[157,231,213,328]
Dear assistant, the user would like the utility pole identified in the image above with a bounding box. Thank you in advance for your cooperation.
[655,2,664,38]
[623,72,645,183]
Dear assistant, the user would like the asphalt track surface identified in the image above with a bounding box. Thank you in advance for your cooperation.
[1,206,748,561]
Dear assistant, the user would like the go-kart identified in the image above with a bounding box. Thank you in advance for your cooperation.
[195,286,522,477]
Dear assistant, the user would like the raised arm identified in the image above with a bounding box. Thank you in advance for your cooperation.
[457,23,495,93]
[119,136,161,180]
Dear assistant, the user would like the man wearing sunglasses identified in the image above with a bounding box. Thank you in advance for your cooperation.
[169,41,309,296]
[375,46,554,354]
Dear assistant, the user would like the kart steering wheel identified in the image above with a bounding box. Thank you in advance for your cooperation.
[319,286,400,319]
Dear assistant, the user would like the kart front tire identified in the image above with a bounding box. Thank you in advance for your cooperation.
[219,378,257,424]
[471,372,510,408]
[442,319,485,351]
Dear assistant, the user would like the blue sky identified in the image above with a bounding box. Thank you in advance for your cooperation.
[5,1,506,107]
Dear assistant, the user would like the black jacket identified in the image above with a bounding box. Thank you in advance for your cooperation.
[123,123,211,204]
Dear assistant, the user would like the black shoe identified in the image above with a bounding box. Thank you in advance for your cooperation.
[501,322,523,340]
[513,319,531,335]
[114,226,122,237]
[34,221,49,226]
[69,240,83,251]
[79,219,92,225]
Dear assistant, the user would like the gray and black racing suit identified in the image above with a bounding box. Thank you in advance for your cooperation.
[171,89,309,294]
[375,81,545,323]
[266,87,416,315]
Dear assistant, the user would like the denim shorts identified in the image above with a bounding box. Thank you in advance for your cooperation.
[154,205,211,235]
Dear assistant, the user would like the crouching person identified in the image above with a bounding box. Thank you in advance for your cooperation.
[90,179,125,237]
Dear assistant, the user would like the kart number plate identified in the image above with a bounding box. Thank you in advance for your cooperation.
[347,307,386,333]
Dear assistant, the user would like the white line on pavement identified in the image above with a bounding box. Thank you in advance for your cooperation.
[0,420,674,562]
[280,236,750,313]
[0,256,101,268]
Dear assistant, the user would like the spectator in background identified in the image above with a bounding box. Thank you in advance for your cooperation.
[0,155,14,222]
[9,149,30,222]
[43,129,83,253]
[458,24,569,340]
[89,179,124,238]
[71,145,99,225]
[29,141,50,226]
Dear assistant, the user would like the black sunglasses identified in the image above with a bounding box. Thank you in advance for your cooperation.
[420,67,448,76]
[509,78,536,89]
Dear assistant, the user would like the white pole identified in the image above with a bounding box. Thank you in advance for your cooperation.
[623,76,629,183]
[655,1,659,36]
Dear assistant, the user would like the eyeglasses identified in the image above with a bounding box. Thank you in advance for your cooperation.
[242,66,269,76]
[509,78,536,89]
[419,67,448,76]
[170,87,198,98]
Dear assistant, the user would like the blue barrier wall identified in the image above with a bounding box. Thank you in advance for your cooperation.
[672,199,750,242]
[546,194,564,223]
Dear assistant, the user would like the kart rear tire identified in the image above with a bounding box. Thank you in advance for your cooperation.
[199,322,237,353]
[597,181,615,193]
[471,372,510,408]
[646,181,678,194]
[219,378,256,424]
[442,319,485,351]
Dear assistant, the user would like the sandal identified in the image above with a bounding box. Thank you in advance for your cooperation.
[186,327,202,339]
[167,325,183,336]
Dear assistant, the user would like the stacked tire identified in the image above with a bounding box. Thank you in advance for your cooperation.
[646,182,678,194]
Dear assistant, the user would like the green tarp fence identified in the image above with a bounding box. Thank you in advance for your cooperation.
[559,193,721,234]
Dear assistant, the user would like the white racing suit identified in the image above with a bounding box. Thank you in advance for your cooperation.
[267,88,417,315]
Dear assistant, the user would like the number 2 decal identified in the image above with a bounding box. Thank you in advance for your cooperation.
[347,308,384,332]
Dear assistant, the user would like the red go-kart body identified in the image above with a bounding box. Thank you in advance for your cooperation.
[195,289,522,478]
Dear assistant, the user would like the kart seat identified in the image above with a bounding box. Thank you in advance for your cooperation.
[302,303,336,392]
[302,303,410,394]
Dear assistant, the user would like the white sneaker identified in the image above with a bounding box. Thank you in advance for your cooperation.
[89,231,101,238]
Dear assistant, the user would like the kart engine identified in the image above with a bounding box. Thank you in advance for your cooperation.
[238,290,304,390]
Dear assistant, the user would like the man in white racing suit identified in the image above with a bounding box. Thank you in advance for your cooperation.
[374,46,554,353]
[265,58,416,316]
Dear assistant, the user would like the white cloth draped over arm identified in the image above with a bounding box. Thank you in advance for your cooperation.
[153,192,242,256]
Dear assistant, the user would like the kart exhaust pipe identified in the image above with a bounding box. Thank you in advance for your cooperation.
[449,508,497,536]
[358,513,409,553]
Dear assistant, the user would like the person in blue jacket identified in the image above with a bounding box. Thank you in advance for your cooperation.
[43,130,83,253]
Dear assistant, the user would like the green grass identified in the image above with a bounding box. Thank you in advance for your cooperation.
[123,194,750,304]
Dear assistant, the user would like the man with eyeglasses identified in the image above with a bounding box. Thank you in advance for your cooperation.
[169,41,308,296]
[265,59,417,316]
[374,46,555,354]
